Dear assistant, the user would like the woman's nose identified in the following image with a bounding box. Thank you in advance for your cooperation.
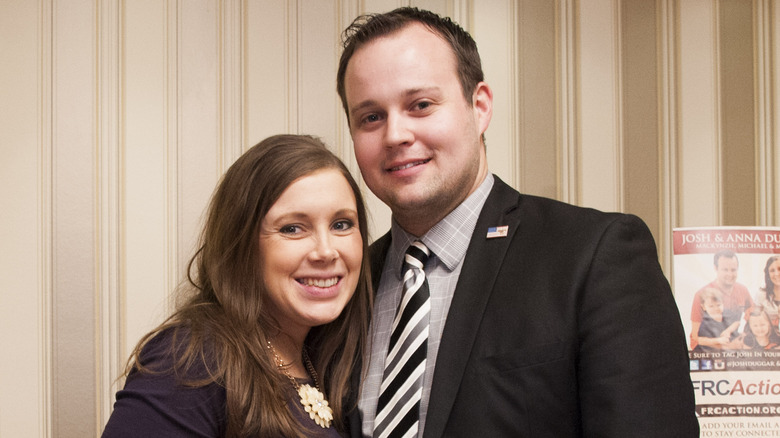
[311,234,338,262]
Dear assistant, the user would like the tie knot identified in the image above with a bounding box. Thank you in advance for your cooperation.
[403,240,430,275]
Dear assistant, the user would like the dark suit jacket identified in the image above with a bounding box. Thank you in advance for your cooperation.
[350,176,699,437]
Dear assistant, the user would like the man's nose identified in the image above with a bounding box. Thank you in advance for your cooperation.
[384,113,413,147]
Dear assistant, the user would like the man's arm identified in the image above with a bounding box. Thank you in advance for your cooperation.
[576,214,699,437]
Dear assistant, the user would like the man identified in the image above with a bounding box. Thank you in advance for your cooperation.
[337,7,698,437]
[689,250,754,350]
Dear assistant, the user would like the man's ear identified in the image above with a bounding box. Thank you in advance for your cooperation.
[472,81,493,136]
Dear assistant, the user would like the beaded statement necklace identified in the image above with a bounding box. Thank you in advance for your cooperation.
[266,340,334,428]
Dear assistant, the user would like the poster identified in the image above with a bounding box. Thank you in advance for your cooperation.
[673,227,780,436]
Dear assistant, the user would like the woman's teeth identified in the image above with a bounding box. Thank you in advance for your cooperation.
[300,278,338,288]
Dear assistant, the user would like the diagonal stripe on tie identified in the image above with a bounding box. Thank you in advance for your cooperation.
[374,240,430,438]
[386,290,429,361]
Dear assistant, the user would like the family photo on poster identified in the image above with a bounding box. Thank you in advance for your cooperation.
[673,227,780,436]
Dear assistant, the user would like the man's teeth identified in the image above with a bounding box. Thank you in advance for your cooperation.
[300,278,338,288]
[391,160,426,171]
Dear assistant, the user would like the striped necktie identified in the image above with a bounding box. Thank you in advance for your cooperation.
[374,240,431,438]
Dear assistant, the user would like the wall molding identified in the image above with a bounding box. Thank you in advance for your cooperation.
[755,0,776,226]
[613,0,625,212]
[38,0,54,436]
[164,0,179,312]
[508,0,520,189]
[97,0,122,429]
[219,0,244,168]
[657,0,679,272]
[557,0,579,204]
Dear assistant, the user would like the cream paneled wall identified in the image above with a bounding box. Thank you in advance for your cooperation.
[1,0,778,436]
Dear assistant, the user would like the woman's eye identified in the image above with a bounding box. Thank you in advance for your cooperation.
[333,220,354,232]
[279,224,302,234]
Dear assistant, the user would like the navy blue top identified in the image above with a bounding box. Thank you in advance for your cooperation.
[102,331,346,437]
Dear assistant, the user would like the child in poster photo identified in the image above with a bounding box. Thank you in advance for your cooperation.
[741,306,780,350]
[694,287,742,352]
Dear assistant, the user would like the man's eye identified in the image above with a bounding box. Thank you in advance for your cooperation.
[415,101,431,110]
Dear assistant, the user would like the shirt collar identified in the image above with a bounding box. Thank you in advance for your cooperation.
[388,174,494,279]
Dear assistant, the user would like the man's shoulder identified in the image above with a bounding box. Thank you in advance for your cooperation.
[490,177,624,226]
[695,281,718,294]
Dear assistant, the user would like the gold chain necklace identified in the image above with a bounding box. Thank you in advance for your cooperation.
[266,340,334,428]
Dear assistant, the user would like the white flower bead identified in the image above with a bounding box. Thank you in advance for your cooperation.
[297,384,333,428]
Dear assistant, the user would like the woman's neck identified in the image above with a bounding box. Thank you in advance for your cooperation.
[268,333,308,378]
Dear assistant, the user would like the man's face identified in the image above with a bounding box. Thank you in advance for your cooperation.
[715,256,739,291]
[343,23,492,236]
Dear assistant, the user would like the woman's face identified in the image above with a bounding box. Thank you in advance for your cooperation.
[749,314,771,338]
[259,169,363,340]
[769,259,780,288]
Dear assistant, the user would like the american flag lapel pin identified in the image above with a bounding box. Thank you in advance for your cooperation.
[486,225,509,239]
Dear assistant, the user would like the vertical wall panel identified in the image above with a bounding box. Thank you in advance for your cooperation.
[415,0,449,16]
[363,0,405,13]
[677,0,721,226]
[657,0,679,269]
[558,0,579,203]
[52,0,98,435]
[517,0,557,199]
[97,0,122,428]
[123,0,171,363]
[245,0,290,142]
[719,0,756,226]
[756,0,777,226]
[299,1,339,146]
[622,0,661,238]
[474,0,517,187]
[0,0,51,436]
[578,0,622,212]
[179,1,220,269]
[220,0,245,166]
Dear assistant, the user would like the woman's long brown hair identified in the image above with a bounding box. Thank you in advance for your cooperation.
[124,134,372,437]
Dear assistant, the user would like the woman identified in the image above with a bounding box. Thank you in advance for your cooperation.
[754,255,780,328]
[741,306,780,350]
[102,135,372,437]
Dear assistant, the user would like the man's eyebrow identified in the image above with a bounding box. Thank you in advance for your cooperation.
[349,100,379,119]
[349,87,443,118]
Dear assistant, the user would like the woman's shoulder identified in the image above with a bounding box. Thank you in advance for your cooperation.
[104,326,227,437]
[132,325,220,381]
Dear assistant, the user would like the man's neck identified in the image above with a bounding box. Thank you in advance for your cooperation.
[718,283,735,295]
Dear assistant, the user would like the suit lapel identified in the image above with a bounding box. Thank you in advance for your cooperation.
[369,232,392,290]
[423,178,523,438]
